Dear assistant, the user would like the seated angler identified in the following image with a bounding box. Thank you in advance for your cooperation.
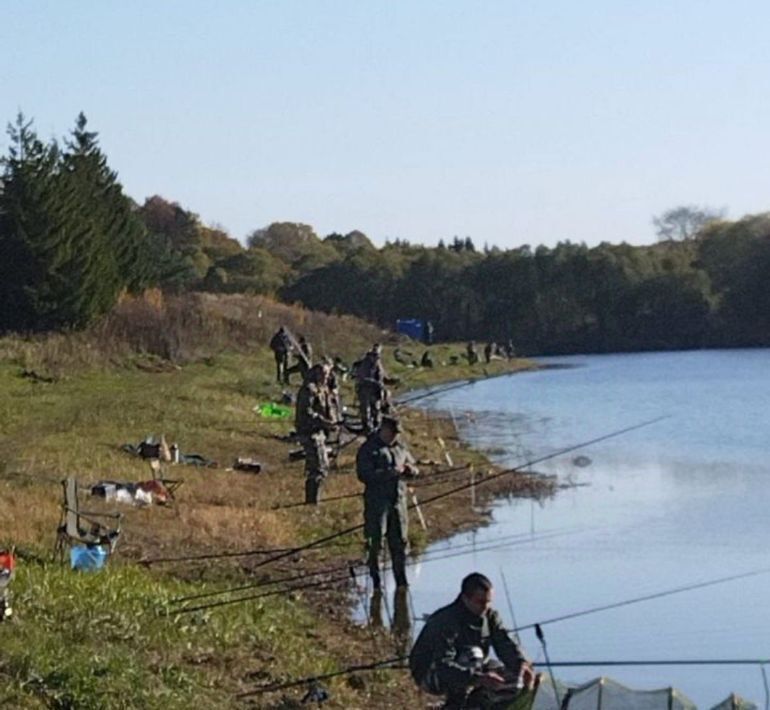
[409,572,537,709]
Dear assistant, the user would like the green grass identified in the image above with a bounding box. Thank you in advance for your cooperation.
[0,562,346,709]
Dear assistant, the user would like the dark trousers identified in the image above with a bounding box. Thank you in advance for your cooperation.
[300,432,328,504]
[274,351,289,383]
[364,495,408,587]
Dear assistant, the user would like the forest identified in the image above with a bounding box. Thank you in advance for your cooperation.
[2,113,769,354]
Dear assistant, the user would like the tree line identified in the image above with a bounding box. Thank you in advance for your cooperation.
[1,113,769,353]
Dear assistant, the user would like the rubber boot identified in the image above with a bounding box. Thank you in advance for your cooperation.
[305,477,320,505]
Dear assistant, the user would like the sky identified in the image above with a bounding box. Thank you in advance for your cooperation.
[2,1,770,249]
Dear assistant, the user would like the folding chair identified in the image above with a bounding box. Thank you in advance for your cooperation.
[54,477,122,564]
[148,460,183,502]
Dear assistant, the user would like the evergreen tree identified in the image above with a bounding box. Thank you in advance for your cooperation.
[0,112,151,332]
[64,113,150,295]
[0,114,89,330]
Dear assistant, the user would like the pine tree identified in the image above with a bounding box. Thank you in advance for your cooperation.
[0,113,88,330]
[63,112,150,297]
[0,112,152,332]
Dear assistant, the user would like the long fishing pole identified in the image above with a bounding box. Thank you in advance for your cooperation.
[548,659,770,667]
[236,656,405,698]
[270,463,474,511]
[396,376,482,406]
[512,566,770,634]
[140,546,296,566]
[535,624,562,709]
[236,656,770,699]
[171,528,583,611]
[170,416,668,574]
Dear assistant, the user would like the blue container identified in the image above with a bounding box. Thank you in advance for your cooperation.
[396,318,425,341]
[70,545,108,572]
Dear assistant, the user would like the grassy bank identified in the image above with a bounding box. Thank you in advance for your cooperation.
[0,295,550,708]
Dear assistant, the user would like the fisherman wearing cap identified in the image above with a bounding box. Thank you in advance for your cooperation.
[355,415,418,589]
[355,343,386,433]
[409,572,537,709]
[295,361,337,504]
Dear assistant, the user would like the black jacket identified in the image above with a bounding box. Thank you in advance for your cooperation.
[409,595,525,689]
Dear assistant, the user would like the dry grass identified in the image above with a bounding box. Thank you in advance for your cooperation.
[0,291,389,378]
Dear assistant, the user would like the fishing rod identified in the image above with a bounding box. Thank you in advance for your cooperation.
[271,463,474,511]
[140,545,297,566]
[173,571,356,615]
[236,656,405,698]
[236,655,770,699]
[535,624,562,709]
[171,527,583,611]
[170,415,668,573]
[548,659,770,667]
[512,566,770,634]
[396,376,483,406]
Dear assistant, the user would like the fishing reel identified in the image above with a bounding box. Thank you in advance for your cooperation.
[456,646,486,672]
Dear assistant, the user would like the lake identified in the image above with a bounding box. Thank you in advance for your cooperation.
[378,349,770,708]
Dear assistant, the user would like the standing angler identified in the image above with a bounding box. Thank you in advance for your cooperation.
[409,572,537,709]
[466,341,479,365]
[295,361,337,504]
[355,343,386,433]
[269,326,292,384]
[355,415,418,589]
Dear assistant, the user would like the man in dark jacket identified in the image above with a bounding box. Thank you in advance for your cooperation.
[410,573,536,709]
[355,344,386,433]
[295,361,336,504]
[355,416,417,589]
[269,326,292,384]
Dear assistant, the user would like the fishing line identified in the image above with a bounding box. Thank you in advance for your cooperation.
[513,566,770,634]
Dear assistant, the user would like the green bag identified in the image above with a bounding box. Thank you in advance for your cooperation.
[255,402,293,419]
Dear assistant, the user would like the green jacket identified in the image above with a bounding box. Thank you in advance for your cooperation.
[356,432,416,502]
[409,596,525,689]
[295,382,333,435]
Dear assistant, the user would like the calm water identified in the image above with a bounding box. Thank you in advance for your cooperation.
[376,350,770,708]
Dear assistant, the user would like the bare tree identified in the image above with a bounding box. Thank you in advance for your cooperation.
[653,205,725,241]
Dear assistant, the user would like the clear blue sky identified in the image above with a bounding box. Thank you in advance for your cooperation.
[3,1,769,248]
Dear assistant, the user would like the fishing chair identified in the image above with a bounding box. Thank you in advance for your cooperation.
[149,460,184,502]
[54,476,122,563]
